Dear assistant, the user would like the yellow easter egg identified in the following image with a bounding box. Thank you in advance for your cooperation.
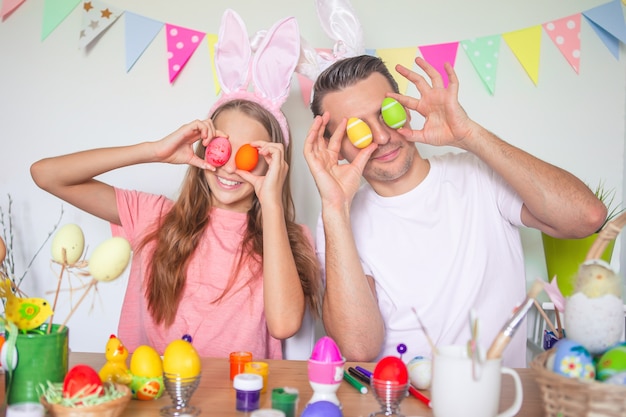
[88,237,131,282]
[381,97,407,129]
[163,339,201,378]
[51,223,85,265]
[346,117,372,148]
[0,236,5,263]
[130,345,163,378]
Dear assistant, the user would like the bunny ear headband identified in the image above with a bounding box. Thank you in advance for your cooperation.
[209,9,300,146]
[296,0,365,82]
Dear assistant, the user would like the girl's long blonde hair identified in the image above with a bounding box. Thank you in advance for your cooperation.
[139,100,322,328]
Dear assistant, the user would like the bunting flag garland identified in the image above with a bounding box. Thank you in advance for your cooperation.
[418,42,459,89]
[376,47,418,94]
[78,0,124,49]
[207,33,220,95]
[0,0,26,20]
[583,0,626,59]
[461,35,501,95]
[502,26,542,86]
[41,0,81,41]
[124,12,163,72]
[2,1,624,96]
[542,14,582,74]
[165,24,206,83]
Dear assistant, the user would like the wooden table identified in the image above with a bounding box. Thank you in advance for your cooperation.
[3,352,544,416]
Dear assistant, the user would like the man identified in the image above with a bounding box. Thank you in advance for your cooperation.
[302,55,606,367]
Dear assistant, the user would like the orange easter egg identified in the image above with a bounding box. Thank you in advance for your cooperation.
[235,144,259,171]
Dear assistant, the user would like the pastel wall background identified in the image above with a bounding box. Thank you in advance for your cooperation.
[0,0,624,358]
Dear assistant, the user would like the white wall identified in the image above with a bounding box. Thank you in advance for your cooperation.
[0,0,624,355]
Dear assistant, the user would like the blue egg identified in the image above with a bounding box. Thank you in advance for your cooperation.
[301,401,343,417]
[552,338,595,380]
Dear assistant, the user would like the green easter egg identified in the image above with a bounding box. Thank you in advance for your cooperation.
[597,344,626,381]
[381,97,407,129]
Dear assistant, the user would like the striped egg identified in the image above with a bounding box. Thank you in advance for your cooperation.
[381,97,407,129]
[346,118,372,148]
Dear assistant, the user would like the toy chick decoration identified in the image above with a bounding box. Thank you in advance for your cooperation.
[99,334,132,385]
[565,212,626,354]
[0,278,53,331]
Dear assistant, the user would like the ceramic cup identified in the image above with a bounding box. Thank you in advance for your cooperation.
[430,345,523,417]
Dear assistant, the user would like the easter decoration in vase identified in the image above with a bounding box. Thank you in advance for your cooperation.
[0,196,133,409]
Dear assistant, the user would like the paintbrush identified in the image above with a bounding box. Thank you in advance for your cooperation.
[412,307,439,355]
[486,279,545,360]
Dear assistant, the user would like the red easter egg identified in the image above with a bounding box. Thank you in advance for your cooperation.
[63,364,103,398]
[205,136,231,167]
[373,356,409,384]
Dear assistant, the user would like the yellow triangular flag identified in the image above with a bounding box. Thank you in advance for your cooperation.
[375,47,418,94]
[207,33,220,96]
[502,26,542,85]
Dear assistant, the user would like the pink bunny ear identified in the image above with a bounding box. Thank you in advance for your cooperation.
[214,9,251,93]
[252,16,300,107]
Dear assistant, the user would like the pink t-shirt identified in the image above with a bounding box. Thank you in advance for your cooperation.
[111,188,282,359]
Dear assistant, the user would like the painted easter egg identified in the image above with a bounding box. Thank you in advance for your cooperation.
[346,118,372,148]
[310,336,342,362]
[129,374,164,400]
[63,364,103,399]
[130,345,163,378]
[163,339,201,378]
[597,343,626,381]
[381,97,407,129]
[235,144,259,171]
[205,136,231,167]
[51,223,85,265]
[552,338,595,380]
[605,371,626,385]
[301,400,343,417]
[407,356,432,389]
[88,237,131,282]
[373,356,408,384]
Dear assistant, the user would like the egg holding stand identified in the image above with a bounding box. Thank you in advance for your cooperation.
[369,356,410,417]
[160,372,202,417]
[307,336,345,407]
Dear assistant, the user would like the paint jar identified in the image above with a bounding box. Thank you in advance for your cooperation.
[245,361,269,393]
[229,351,253,380]
[233,373,263,412]
[251,410,286,417]
[6,403,45,417]
[271,387,299,417]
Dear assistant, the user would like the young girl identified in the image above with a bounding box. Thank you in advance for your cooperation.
[29,10,321,359]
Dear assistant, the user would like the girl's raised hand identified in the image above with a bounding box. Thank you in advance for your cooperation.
[153,119,226,170]
[237,142,288,208]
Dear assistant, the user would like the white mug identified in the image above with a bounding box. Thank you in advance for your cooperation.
[430,345,523,417]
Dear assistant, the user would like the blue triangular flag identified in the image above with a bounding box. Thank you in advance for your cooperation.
[124,12,163,72]
[584,15,621,59]
[583,0,626,43]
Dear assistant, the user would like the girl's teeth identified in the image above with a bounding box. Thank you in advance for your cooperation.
[218,177,240,186]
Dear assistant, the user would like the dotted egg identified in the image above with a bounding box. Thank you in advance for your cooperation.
[346,118,372,148]
[381,97,407,129]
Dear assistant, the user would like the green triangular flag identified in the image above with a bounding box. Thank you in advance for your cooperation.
[42,0,81,41]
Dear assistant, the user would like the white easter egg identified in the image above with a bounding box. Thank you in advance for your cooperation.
[51,223,85,265]
[88,237,131,282]
[407,355,432,389]
[565,292,624,354]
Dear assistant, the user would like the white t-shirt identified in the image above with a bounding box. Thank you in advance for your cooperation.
[316,152,528,367]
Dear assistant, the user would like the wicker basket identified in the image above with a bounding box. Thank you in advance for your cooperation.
[40,383,131,417]
[530,211,626,417]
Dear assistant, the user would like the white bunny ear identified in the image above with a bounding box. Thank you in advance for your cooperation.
[252,16,300,106]
[215,9,252,93]
[315,0,364,59]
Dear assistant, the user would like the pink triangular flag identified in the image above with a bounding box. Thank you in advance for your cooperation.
[503,26,542,86]
[418,42,459,88]
[165,23,206,84]
[297,73,314,106]
[544,276,566,312]
[78,0,124,49]
[543,14,582,74]
[1,0,26,20]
